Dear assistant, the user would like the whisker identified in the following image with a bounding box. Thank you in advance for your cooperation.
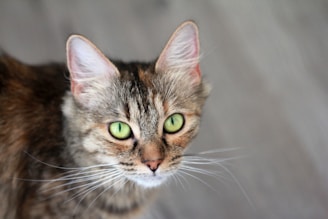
[68,171,123,204]
[23,151,119,170]
[179,148,254,209]
[177,172,191,189]
[170,174,181,188]
[46,176,106,200]
[72,176,116,214]
[87,176,127,210]
[178,169,219,193]
[182,155,247,164]
[183,147,242,157]
[43,169,121,202]
[15,168,117,186]
[72,173,125,214]
[24,151,81,170]
[170,173,188,191]
[179,164,231,187]
[214,162,255,209]
[42,169,114,192]
[179,165,223,178]
[52,169,111,181]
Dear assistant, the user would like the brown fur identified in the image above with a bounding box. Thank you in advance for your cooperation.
[0,55,69,218]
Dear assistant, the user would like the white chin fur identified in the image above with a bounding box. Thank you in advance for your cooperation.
[128,175,168,188]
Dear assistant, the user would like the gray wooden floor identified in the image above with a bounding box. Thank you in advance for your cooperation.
[1,0,328,218]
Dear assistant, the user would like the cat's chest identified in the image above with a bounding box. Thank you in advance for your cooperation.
[25,176,151,219]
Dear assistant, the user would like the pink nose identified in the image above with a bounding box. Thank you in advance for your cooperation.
[143,159,163,172]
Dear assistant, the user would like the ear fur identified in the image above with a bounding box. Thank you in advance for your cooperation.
[66,35,119,107]
[155,21,201,84]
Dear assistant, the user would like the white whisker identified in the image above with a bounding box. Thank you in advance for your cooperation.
[42,169,114,192]
[179,164,231,187]
[24,151,119,171]
[72,173,125,214]
[194,147,242,155]
[178,169,219,193]
[178,148,254,209]
[24,151,80,170]
[87,176,127,210]
[170,173,188,191]
[66,172,122,202]
[182,154,247,164]
[215,162,255,209]
[180,165,223,177]
[69,171,123,204]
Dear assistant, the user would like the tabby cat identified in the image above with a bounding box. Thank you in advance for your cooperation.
[0,21,209,218]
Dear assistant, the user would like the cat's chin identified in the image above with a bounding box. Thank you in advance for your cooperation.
[128,174,168,188]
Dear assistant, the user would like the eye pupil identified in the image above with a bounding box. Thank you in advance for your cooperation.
[118,123,122,132]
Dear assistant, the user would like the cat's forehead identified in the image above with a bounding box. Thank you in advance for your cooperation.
[105,62,155,105]
[110,61,200,112]
[114,61,154,80]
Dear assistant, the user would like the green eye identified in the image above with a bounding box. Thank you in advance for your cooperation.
[109,122,132,140]
[164,113,184,134]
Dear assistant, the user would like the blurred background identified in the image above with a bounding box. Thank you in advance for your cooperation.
[1,0,328,218]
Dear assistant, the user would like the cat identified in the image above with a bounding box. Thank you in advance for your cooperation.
[0,21,209,219]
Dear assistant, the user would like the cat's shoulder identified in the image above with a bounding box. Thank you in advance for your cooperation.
[0,54,24,92]
[0,54,69,101]
[0,54,67,78]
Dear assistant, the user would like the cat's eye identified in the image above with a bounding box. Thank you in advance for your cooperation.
[163,113,184,134]
[109,121,132,140]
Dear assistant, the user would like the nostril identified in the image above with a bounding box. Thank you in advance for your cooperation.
[144,159,162,172]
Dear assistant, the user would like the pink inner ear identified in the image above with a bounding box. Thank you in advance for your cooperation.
[69,78,81,98]
[155,22,201,84]
[67,51,79,96]
[66,35,119,106]
[195,63,201,78]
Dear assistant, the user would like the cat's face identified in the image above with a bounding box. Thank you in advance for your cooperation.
[63,21,209,188]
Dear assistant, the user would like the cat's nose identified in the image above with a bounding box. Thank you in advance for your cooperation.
[143,159,163,172]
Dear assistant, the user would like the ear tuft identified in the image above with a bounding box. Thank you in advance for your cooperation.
[155,21,201,84]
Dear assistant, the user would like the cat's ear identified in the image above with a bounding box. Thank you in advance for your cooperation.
[155,21,201,84]
[66,35,119,107]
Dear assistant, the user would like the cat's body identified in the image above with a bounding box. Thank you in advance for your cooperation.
[0,21,209,218]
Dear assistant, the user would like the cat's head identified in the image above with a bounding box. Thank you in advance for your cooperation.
[62,21,209,188]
